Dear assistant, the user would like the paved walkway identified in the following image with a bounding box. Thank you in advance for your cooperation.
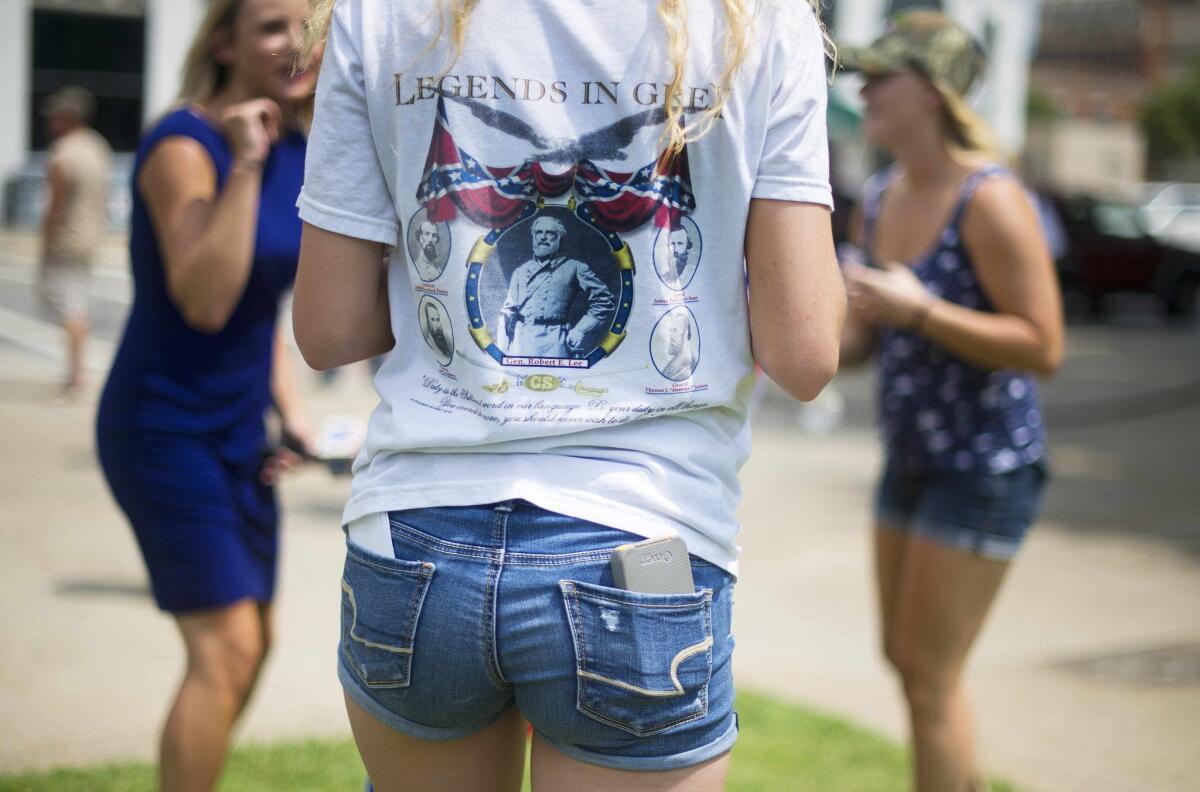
[1,234,1197,790]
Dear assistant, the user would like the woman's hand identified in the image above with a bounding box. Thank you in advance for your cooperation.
[222,99,282,163]
[260,412,316,486]
[845,261,932,330]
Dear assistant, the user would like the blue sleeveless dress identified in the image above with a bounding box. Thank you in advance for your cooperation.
[96,108,306,612]
[863,166,1048,560]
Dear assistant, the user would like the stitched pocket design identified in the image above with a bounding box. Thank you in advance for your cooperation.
[340,541,435,689]
[560,579,713,736]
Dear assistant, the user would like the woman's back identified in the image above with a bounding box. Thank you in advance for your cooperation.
[300,0,834,573]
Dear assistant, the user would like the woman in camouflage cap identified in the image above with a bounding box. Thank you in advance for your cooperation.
[839,12,1064,792]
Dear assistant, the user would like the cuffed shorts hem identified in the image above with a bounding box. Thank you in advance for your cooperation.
[338,656,511,742]
[536,712,739,772]
[875,508,912,531]
[874,460,1045,563]
[336,501,737,767]
[879,517,1022,562]
[159,588,273,615]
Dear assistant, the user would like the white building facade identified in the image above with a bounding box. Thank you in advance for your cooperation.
[0,0,207,224]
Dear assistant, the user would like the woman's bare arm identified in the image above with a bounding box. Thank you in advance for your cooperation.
[139,139,264,332]
[839,199,879,367]
[293,223,393,371]
[745,199,845,401]
[921,179,1064,376]
[271,327,309,429]
[139,100,282,333]
[260,325,315,484]
[846,179,1063,377]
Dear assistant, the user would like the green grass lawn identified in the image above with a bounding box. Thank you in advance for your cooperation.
[0,691,1016,791]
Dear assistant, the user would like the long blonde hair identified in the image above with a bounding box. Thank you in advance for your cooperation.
[936,80,1001,159]
[181,0,314,129]
[304,0,829,154]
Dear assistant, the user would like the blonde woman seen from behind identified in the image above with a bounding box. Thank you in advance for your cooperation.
[95,1,320,789]
[839,12,1063,792]
[296,0,843,789]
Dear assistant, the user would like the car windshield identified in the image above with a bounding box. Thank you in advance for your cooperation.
[1146,184,1200,209]
[1094,203,1144,239]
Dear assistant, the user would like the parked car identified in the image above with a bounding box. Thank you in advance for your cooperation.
[1044,194,1200,318]
[1140,182,1200,254]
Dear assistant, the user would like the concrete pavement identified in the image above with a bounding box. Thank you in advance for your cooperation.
[1,234,1197,790]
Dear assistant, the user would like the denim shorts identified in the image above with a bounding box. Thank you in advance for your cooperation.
[875,460,1048,561]
[337,500,737,772]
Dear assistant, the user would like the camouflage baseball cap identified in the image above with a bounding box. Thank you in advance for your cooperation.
[838,11,987,96]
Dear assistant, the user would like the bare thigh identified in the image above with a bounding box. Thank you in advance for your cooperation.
[255,602,274,654]
[530,732,730,792]
[344,693,526,792]
[174,598,269,683]
[874,522,910,660]
[890,535,1011,680]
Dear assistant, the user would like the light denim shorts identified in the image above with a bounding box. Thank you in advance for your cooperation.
[875,460,1048,561]
[337,500,737,772]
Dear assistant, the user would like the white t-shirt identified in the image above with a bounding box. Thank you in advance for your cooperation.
[299,0,832,575]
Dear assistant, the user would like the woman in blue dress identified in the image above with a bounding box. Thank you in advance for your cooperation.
[839,13,1063,792]
[95,0,319,788]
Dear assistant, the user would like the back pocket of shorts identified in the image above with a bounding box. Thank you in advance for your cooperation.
[560,579,713,737]
[340,540,435,689]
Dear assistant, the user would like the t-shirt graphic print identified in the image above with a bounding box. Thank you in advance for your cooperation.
[419,92,697,380]
[298,0,832,573]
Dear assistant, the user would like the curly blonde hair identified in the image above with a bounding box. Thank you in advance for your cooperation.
[304,0,829,154]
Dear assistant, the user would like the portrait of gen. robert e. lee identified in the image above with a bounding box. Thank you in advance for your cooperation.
[499,216,615,358]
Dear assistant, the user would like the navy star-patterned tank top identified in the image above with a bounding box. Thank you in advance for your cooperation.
[863,165,1047,475]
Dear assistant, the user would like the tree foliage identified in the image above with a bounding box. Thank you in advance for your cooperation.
[1141,59,1200,165]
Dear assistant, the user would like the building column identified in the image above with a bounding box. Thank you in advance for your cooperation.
[946,0,1041,155]
[144,0,208,122]
[832,0,891,44]
[827,0,891,193]
[988,0,1039,154]
[0,0,32,210]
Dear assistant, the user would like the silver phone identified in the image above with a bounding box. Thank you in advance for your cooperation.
[609,536,695,594]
